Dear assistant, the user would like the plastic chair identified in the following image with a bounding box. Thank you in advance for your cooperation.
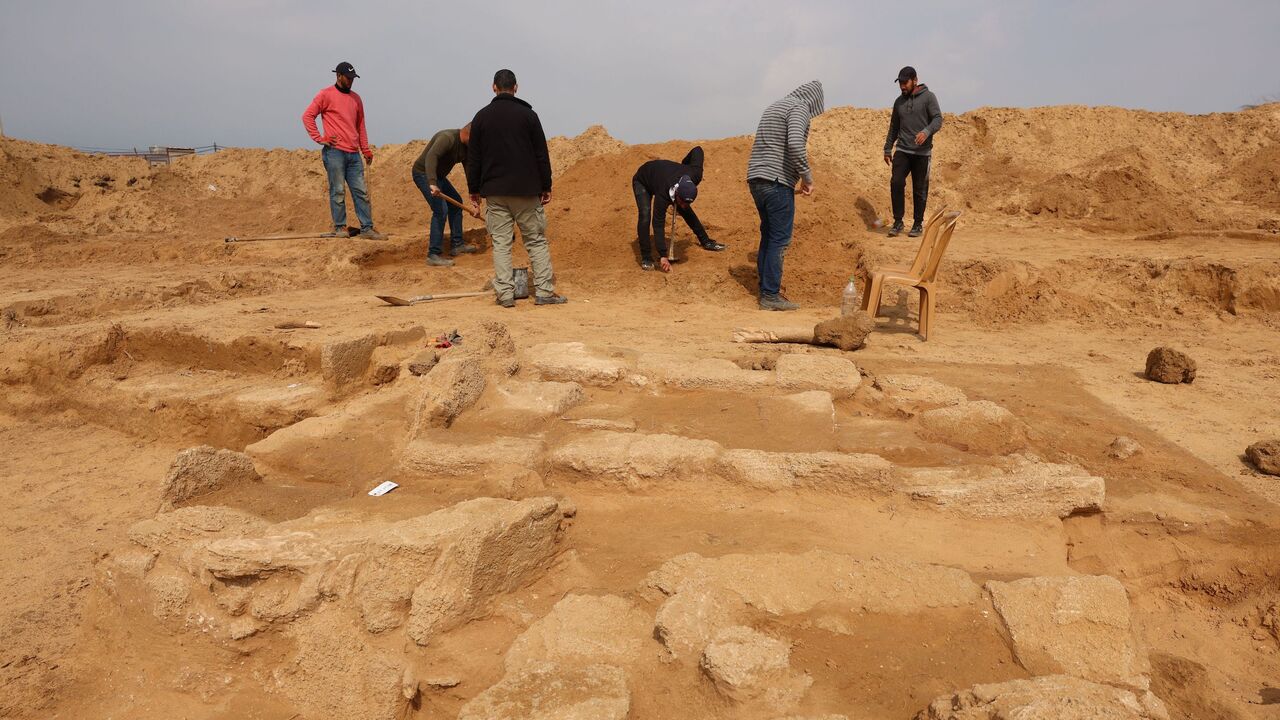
[860,211,961,340]
[874,206,948,277]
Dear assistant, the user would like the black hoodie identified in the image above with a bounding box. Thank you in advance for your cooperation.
[884,84,942,156]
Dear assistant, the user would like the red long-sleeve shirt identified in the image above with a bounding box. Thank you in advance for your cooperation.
[302,85,372,158]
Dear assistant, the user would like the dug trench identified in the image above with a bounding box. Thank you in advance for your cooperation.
[1,310,1276,719]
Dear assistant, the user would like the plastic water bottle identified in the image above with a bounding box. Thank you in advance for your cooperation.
[841,275,859,316]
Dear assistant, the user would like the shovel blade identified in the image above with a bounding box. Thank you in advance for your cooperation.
[376,295,412,307]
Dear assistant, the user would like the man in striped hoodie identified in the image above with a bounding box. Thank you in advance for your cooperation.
[747,80,825,311]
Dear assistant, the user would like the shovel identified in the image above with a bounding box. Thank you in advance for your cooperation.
[376,291,491,306]
[377,267,530,306]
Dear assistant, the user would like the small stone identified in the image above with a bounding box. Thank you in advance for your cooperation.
[1144,347,1196,384]
[1108,436,1142,460]
[1246,439,1280,476]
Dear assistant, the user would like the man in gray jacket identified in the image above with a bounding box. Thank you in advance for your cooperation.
[883,66,942,238]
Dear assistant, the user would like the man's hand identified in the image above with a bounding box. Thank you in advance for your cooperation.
[364,154,375,166]
[470,194,482,209]
[540,191,552,206]
[429,185,442,197]
[914,131,927,145]
[800,179,814,196]
[468,203,481,219]
[883,153,892,166]
[659,257,671,273]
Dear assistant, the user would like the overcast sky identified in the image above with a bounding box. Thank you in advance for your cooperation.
[1,0,1277,150]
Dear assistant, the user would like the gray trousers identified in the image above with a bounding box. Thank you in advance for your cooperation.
[485,195,556,300]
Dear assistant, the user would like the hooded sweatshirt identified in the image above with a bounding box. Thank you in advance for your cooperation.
[747,80,825,186]
[884,83,942,156]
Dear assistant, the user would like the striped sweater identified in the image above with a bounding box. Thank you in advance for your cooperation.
[746,80,825,186]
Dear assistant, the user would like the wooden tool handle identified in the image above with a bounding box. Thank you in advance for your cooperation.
[440,194,481,217]
[417,291,492,302]
[732,328,816,344]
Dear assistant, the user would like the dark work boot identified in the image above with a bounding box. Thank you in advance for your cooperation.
[887,221,904,237]
[758,294,799,311]
[908,222,924,238]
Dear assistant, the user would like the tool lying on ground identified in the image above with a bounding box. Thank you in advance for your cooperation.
[437,193,482,219]
[225,227,359,243]
[376,267,530,306]
[274,320,322,329]
[733,313,875,351]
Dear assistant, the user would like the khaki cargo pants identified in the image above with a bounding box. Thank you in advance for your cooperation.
[485,195,556,301]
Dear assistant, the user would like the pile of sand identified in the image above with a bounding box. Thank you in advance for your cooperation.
[5,103,1277,241]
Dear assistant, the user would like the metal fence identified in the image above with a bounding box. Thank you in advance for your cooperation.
[73,144,224,165]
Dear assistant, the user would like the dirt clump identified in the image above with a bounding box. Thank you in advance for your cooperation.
[1108,436,1143,460]
[157,446,260,510]
[813,312,875,351]
[1145,346,1197,384]
[1246,439,1280,476]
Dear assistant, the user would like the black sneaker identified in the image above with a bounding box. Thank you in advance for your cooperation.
[497,297,515,308]
[451,243,480,255]
[907,222,924,238]
[699,238,726,251]
[535,294,568,306]
[426,254,455,267]
[640,260,655,271]
[887,221,904,237]
[758,294,799,311]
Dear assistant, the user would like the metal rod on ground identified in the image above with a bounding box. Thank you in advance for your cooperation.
[224,229,356,243]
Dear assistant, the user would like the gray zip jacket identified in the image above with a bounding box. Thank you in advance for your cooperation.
[884,84,942,156]
[747,80,826,186]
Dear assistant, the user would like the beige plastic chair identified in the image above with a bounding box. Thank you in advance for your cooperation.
[874,206,948,277]
[860,211,961,340]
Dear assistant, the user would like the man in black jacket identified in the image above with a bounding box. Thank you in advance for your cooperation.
[466,69,566,307]
[883,66,942,238]
[632,146,725,272]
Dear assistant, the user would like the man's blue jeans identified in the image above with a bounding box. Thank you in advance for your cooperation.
[321,146,374,232]
[412,170,463,256]
[748,180,795,297]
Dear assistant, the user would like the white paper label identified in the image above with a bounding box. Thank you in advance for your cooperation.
[367,481,399,497]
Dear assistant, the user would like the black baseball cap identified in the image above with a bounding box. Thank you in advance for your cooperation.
[895,66,917,83]
[334,62,360,79]
[676,176,698,203]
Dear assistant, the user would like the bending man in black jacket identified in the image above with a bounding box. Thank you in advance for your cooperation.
[883,66,942,238]
[632,146,725,272]
[466,69,566,307]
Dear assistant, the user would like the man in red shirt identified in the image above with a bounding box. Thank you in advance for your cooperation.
[302,62,385,239]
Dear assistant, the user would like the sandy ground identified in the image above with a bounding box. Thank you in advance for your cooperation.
[2,106,1280,719]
